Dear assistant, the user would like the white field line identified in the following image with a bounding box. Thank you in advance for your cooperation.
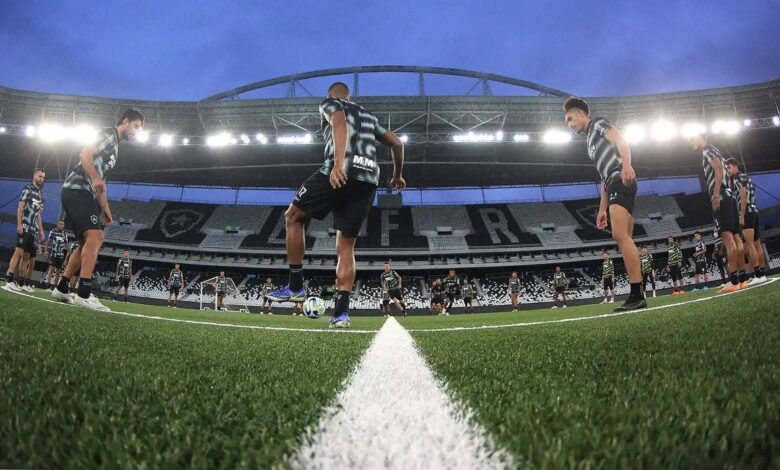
[408,277,777,333]
[288,316,512,469]
[3,277,776,335]
[1,287,376,334]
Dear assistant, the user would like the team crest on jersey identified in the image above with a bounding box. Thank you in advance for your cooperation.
[160,209,204,238]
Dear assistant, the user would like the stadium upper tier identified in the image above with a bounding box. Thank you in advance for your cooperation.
[1,69,779,187]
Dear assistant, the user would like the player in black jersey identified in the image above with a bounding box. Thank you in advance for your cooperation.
[508,272,521,312]
[689,135,745,294]
[725,158,767,284]
[4,168,45,293]
[44,220,69,290]
[114,250,133,302]
[711,222,728,285]
[551,266,568,309]
[564,98,646,312]
[260,277,275,315]
[380,263,407,316]
[692,232,709,291]
[167,264,185,308]
[267,82,405,329]
[443,269,462,315]
[52,108,144,311]
[429,279,445,315]
[216,271,228,311]
[639,246,657,298]
[461,275,475,314]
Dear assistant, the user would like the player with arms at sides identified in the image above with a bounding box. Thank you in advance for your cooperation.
[551,266,568,309]
[114,250,132,302]
[666,236,684,295]
[724,158,767,285]
[380,262,407,317]
[442,269,461,315]
[215,271,228,312]
[267,82,405,329]
[167,263,185,308]
[639,246,657,298]
[4,168,45,293]
[600,251,616,304]
[691,232,709,291]
[259,277,275,314]
[20,201,45,292]
[380,288,391,317]
[430,279,445,315]
[564,98,646,311]
[508,271,521,312]
[461,274,476,314]
[44,220,68,291]
[688,134,746,293]
[52,108,144,310]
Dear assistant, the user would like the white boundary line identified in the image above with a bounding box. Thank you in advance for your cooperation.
[408,278,777,333]
[3,277,775,335]
[1,287,376,334]
[288,317,512,469]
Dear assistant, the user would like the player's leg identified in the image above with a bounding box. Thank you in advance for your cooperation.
[742,228,760,281]
[5,246,25,289]
[552,291,559,309]
[285,203,308,290]
[649,273,656,297]
[609,203,644,304]
[753,238,766,280]
[332,231,356,327]
[718,231,742,293]
[562,290,568,307]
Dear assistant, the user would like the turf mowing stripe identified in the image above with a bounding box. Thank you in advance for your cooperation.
[408,277,778,332]
[288,317,512,469]
[1,286,376,334]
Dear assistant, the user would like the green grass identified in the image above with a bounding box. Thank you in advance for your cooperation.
[413,282,780,468]
[0,290,372,468]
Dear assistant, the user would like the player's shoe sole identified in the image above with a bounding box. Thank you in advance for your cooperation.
[717,283,740,294]
[329,313,351,328]
[3,283,21,293]
[51,287,74,304]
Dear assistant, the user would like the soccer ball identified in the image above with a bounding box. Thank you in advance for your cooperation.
[304,296,326,319]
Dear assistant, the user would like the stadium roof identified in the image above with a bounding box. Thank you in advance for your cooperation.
[1,67,779,188]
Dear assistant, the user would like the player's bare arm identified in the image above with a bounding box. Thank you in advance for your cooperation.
[380,130,406,190]
[79,143,113,223]
[711,157,724,211]
[604,127,635,185]
[328,110,348,189]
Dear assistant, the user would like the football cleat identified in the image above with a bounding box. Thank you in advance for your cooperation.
[265,285,306,302]
[51,287,74,304]
[329,312,351,329]
[613,296,647,312]
[73,294,110,312]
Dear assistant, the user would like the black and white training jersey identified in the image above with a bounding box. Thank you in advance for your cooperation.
[169,269,183,287]
[117,258,132,278]
[694,240,707,259]
[731,172,758,214]
[586,117,622,183]
[319,98,388,186]
[19,183,43,234]
[48,228,68,258]
[701,144,730,198]
[63,127,119,194]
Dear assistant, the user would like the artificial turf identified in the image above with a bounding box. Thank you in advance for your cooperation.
[413,281,780,468]
[0,290,372,468]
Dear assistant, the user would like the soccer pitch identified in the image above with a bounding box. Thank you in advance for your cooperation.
[1,279,778,468]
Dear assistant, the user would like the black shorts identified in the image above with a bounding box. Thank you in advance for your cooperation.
[743,212,760,239]
[382,298,390,306]
[388,289,403,301]
[603,278,614,290]
[695,259,707,275]
[432,296,444,305]
[292,171,377,238]
[555,286,566,294]
[217,290,226,297]
[49,256,64,269]
[446,293,458,302]
[714,193,740,235]
[669,265,682,281]
[509,290,519,295]
[463,297,472,305]
[119,277,130,289]
[605,176,637,215]
[62,188,102,236]
[16,231,37,255]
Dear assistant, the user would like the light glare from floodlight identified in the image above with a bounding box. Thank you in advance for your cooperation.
[240,134,250,144]
[773,116,780,126]
[680,122,706,138]
[158,134,173,147]
[651,120,676,141]
[182,138,189,145]
[513,133,529,142]
[25,125,36,137]
[255,133,268,144]
[135,130,149,143]
[278,134,313,144]
[71,125,97,144]
[453,131,500,143]
[711,120,740,136]
[543,129,572,144]
[0,126,6,134]
[495,131,504,141]
[743,119,752,127]
[400,134,409,143]
[207,132,231,147]
[39,124,67,142]
[623,124,646,144]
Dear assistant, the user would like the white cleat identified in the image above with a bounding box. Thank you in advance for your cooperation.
[51,288,74,304]
[600,299,608,304]
[652,291,657,298]
[73,294,111,312]
[4,282,21,292]
[21,285,34,293]
[551,305,558,309]
[748,276,767,285]
[609,299,615,304]
[562,305,567,308]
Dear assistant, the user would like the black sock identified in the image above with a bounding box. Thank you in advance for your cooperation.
[738,271,746,283]
[334,290,350,315]
[77,278,92,299]
[289,265,303,291]
[57,277,70,294]
[629,282,642,299]
[757,267,764,277]
[730,271,739,286]
[17,277,26,287]
[6,272,14,283]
